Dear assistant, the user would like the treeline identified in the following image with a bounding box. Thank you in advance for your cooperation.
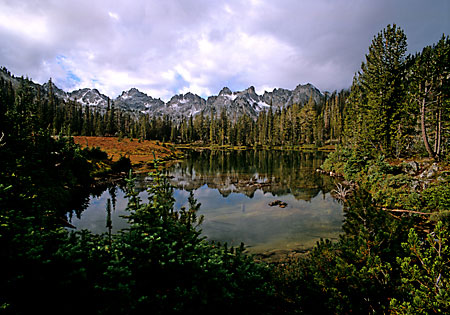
[343,25,449,160]
[175,91,348,146]
[0,68,347,147]
[0,76,143,139]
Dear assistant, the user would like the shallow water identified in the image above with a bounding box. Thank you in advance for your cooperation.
[69,149,343,254]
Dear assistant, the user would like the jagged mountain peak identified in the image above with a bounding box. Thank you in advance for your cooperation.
[68,88,109,107]
[292,83,323,104]
[164,91,206,119]
[128,87,140,93]
[72,87,90,93]
[63,82,322,120]
[294,83,322,95]
[245,86,256,94]
[272,87,291,93]
[219,87,232,95]
[238,86,259,100]
[118,87,149,99]
[184,91,197,98]
[168,91,202,103]
[115,87,164,111]
[42,80,69,99]
[0,67,325,121]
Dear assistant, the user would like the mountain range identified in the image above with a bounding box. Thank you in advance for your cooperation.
[1,68,324,120]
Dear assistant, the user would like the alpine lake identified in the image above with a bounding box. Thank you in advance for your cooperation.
[69,149,344,257]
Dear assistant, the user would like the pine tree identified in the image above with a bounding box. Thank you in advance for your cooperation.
[219,109,228,145]
[267,106,274,146]
[94,110,104,136]
[299,96,317,144]
[343,76,366,150]
[291,103,301,145]
[193,112,205,143]
[359,24,408,156]
[209,111,216,144]
[410,35,450,160]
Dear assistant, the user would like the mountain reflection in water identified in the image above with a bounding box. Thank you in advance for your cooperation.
[70,149,344,254]
[166,150,334,201]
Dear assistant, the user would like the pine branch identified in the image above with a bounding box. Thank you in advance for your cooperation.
[0,132,4,147]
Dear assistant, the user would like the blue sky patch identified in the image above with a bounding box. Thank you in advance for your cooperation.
[172,73,190,95]
[67,71,81,83]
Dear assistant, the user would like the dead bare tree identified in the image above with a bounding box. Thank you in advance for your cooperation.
[332,183,353,202]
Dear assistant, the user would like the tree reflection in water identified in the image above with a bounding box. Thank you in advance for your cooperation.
[71,150,344,254]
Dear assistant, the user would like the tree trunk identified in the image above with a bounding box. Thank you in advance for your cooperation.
[436,108,442,158]
[421,86,438,160]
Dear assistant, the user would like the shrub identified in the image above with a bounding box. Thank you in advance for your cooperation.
[101,164,278,314]
[111,155,132,173]
[83,146,108,160]
[321,145,352,174]
[2,158,278,314]
[274,189,414,314]
[390,222,450,314]
[343,150,369,180]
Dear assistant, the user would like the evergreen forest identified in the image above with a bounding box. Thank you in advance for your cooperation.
[1,24,450,314]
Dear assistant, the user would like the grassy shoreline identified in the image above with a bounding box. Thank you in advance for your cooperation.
[175,142,335,152]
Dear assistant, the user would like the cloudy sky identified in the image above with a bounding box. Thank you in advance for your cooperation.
[0,0,449,100]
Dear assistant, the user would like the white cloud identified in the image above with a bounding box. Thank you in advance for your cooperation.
[108,11,119,20]
[178,84,212,98]
[0,5,48,42]
[0,0,448,101]
[224,4,234,15]
[256,85,275,95]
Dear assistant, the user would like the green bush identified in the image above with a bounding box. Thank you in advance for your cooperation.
[83,146,108,160]
[343,158,363,180]
[111,155,132,173]
[114,165,277,313]
[274,189,415,314]
[321,146,352,174]
[421,182,450,213]
[1,157,278,314]
[390,222,450,314]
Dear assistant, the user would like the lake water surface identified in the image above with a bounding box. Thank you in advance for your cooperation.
[70,150,343,254]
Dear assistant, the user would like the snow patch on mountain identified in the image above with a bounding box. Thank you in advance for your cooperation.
[40,80,324,121]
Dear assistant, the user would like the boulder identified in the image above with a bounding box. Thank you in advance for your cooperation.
[402,161,419,175]
[269,200,288,208]
[419,162,440,179]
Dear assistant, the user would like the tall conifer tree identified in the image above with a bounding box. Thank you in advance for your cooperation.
[359,24,407,155]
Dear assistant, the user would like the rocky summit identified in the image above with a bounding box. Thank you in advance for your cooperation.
[111,83,324,121]
[115,88,165,112]
[1,68,323,121]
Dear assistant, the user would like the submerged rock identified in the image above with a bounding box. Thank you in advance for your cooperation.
[269,200,288,208]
